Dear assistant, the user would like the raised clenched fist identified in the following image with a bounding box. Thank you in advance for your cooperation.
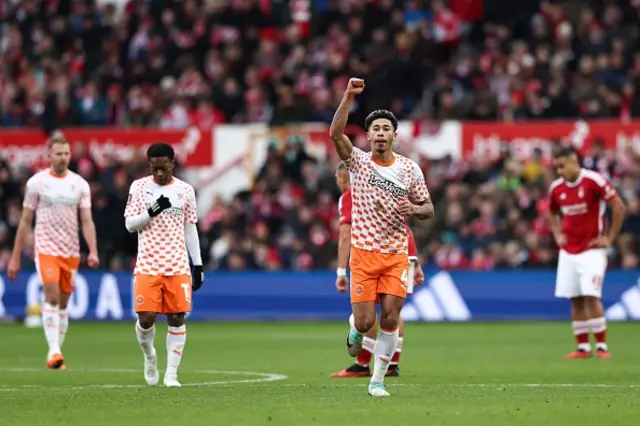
[345,78,365,96]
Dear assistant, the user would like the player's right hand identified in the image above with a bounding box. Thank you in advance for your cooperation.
[554,233,567,247]
[87,252,100,269]
[345,78,365,96]
[335,276,349,293]
[7,256,20,281]
[148,195,171,217]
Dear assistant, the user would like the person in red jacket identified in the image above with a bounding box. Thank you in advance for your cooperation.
[331,162,424,378]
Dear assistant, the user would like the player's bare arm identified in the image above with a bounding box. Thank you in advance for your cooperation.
[336,223,351,293]
[80,208,100,268]
[547,211,566,247]
[589,195,626,248]
[407,227,424,287]
[398,198,434,220]
[330,78,364,160]
[7,207,35,280]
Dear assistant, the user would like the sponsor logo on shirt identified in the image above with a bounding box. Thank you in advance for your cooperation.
[367,174,407,197]
[560,203,588,216]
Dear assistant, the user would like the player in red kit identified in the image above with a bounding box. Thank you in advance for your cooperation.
[330,162,425,378]
[547,147,626,359]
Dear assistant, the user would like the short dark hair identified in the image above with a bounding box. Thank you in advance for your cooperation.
[147,142,175,160]
[553,146,578,159]
[364,110,398,131]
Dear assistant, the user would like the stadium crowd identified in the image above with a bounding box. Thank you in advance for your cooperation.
[1,0,640,271]
[2,0,640,128]
[1,134,640,272]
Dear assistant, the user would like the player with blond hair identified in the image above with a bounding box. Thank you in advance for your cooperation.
[8,132,99,369]
[124,142,204,387]
[331,162,424,378]
[329,78,434,396]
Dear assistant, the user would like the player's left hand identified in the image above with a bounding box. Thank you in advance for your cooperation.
[397,198,416,216]
[192,265,204,291]
[87,252,100,269]
[588,236,611,249]
[7,256,20,281]
[413,265,425,288]
[335,276,349,293]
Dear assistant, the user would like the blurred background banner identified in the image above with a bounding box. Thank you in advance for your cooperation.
[2,270,639,322]
[3,119,640,214]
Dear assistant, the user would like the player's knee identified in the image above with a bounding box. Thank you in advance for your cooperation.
[379,317,399,331]
[42,284,60,305]
[138,313,156,329]
[59,297,70,310]
[364,319,378,338]
[584,296,603,314]
[354,315,375,333]
[167,313,185,327]
[378,311,400,331]
[571,296,585,309]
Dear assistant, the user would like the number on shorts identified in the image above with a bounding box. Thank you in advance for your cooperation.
[181,283,191,303]
[592,275,603,289]
[401,269,408,284]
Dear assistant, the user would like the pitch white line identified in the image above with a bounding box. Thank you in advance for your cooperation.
[0,368,287,391]
[217,383,640,389]
[1,368,637,391]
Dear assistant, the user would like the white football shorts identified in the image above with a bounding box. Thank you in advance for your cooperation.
[554,249,607,299]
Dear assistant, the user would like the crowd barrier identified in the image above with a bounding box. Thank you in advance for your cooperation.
[1,270,639,321]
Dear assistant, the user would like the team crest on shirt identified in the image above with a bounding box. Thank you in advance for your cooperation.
[178,192,184,200]
[560,193,566,200]
[578,187,584,198]
[397,170,406,183]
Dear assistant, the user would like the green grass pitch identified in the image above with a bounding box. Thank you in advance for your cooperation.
[0,322,639,426]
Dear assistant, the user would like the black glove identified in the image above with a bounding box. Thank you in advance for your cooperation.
[192,265,204,291]
[148,195,171,217]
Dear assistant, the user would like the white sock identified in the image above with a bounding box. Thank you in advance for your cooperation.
[348,313,363,337]
[355,336,376,367]
[59,309,69,347]
[166,325,186,377]
[42,303,61,356]
[370,327,399,384]
[135,321,156,358]
[362,336,376,353]
[391,336,404,366]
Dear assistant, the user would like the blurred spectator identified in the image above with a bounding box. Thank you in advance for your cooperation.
[0,124,639,271]
[4,1,640,127]
[2,0,640,272]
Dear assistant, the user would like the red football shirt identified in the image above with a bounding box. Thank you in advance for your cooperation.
[548,169,618,254]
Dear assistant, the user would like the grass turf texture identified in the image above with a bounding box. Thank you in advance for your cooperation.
[0,322,639,426]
